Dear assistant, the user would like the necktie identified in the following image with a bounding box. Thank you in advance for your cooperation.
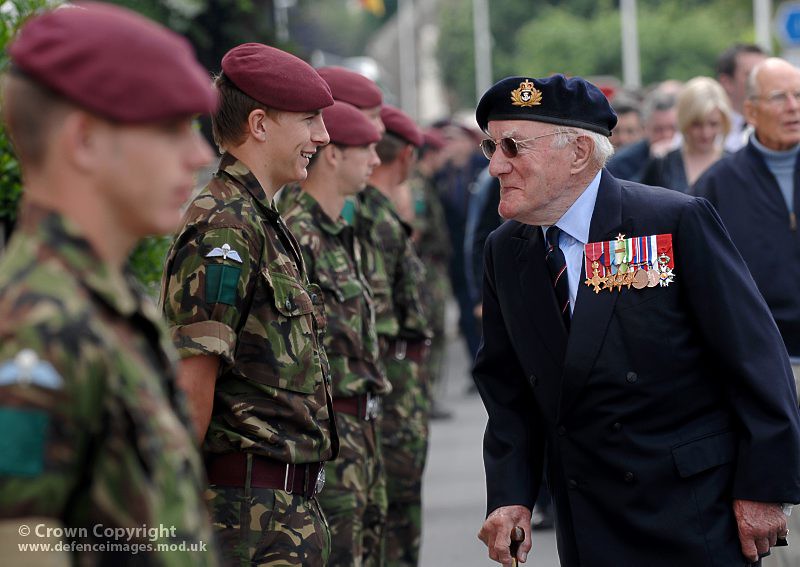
[545,226,570,331]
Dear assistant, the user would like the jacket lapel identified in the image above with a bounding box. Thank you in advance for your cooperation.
[560,171,625,416]
[511,223,568,366]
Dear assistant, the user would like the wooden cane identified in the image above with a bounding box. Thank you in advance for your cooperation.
[510,525,525,567]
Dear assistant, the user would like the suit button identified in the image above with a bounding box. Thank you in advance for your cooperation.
[568,479,578,490]
[528,374,538,387]
[557,426,567,436]
[612,422,622,432]
[624,472,635,483]
[626,371,638,383]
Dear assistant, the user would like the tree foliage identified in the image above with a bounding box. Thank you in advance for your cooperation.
[0,0,60,244]
[437,0,756,111]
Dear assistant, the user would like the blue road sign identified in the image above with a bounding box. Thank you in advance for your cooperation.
[776,2,800,47]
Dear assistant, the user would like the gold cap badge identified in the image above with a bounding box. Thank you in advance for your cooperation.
[510,79,542,107]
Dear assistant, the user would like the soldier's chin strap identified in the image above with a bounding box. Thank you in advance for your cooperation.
[0,517,70,567]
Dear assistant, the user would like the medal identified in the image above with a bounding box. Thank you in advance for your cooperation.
[632,268,649,289]
[583,241,606,294]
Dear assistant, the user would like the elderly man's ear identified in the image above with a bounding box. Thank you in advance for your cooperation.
[570,135,594,174]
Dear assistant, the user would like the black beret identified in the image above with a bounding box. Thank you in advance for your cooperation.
[221,43,333,112]
[9,2,217,122]
[476,74,617,136]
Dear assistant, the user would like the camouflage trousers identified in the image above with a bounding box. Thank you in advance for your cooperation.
[380,351,430,566]
[206,485,330,566]
[420,267,449,393]
[318,410,387,566]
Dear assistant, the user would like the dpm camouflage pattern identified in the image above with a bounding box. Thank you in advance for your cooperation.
[355,186,430,342]
[160,155,339,566]
[206,485,330,567]
[380,351,429,567]
[410,174,452,393]
[160,154,337,464]
[355,186,431,566]
[317,413,387,567]
[278,187,389,565]
[0,206,215,567]
[278,187,389,399]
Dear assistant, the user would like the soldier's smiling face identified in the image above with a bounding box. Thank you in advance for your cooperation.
[264,110,330,187]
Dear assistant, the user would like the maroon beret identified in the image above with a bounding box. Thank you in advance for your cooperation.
[323,101,381,146]
[222,43,333,112]
[381,105,423,147]
[318,66,383,109]
[423,128,446,150]
[9,2,217,122]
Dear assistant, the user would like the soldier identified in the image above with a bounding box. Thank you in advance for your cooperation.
[360,106,431,567]
[0,3,217,565]
[277,101,388,565]
[409,129,453,420]
[160,44,339,565]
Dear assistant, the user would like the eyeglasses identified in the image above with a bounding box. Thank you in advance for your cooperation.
[753,90,800,107]
[479,132,558,159]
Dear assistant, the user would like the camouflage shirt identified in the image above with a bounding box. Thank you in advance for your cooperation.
[0,205,214,566]
[278,187,389,398]
[161,154,337,464]
[356,186,429,340]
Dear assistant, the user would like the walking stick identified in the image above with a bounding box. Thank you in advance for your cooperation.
[510,525,525,567]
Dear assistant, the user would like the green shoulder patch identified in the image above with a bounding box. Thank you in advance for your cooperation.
[205,263,240,305]
[0,408,49,476]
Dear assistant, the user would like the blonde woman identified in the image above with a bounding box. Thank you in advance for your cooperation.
[642,76,732,192]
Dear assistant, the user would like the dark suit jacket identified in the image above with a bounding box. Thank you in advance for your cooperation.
[693,141,800,357]
[474,170,800,566]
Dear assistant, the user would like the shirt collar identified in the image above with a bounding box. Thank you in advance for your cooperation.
[218,152,278,215]
[16,204,139,317]
[542,170,602,244]
[296,190,346,235]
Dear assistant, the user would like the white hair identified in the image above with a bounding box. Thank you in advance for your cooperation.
[551,126,615,168]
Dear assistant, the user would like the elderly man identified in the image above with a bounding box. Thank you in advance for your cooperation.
[0,3,217,565]
[473,74,800,566]
[161,43,338,565]
[694,57,800,566]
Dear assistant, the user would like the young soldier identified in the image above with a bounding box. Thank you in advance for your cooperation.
[160,44,338,565]
[0,3,218,565]
[278,101,388,565]
[360,105,431,567]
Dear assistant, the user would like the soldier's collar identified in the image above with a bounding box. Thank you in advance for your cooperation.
[218,153,278,217]
[297,191,346,235]
[16,204,139,317]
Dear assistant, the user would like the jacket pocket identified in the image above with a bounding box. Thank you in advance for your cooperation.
[671,430,736,478]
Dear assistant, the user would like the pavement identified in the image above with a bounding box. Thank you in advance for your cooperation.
[418,307,559,566]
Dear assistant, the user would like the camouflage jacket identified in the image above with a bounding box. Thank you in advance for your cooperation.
[0,205,215,566]
[410,173,452,266]
[160,154,338,464]
[279,187,390,399]
[356,186,430,341]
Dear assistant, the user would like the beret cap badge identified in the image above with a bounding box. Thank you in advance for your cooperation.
[510,79,542,107]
